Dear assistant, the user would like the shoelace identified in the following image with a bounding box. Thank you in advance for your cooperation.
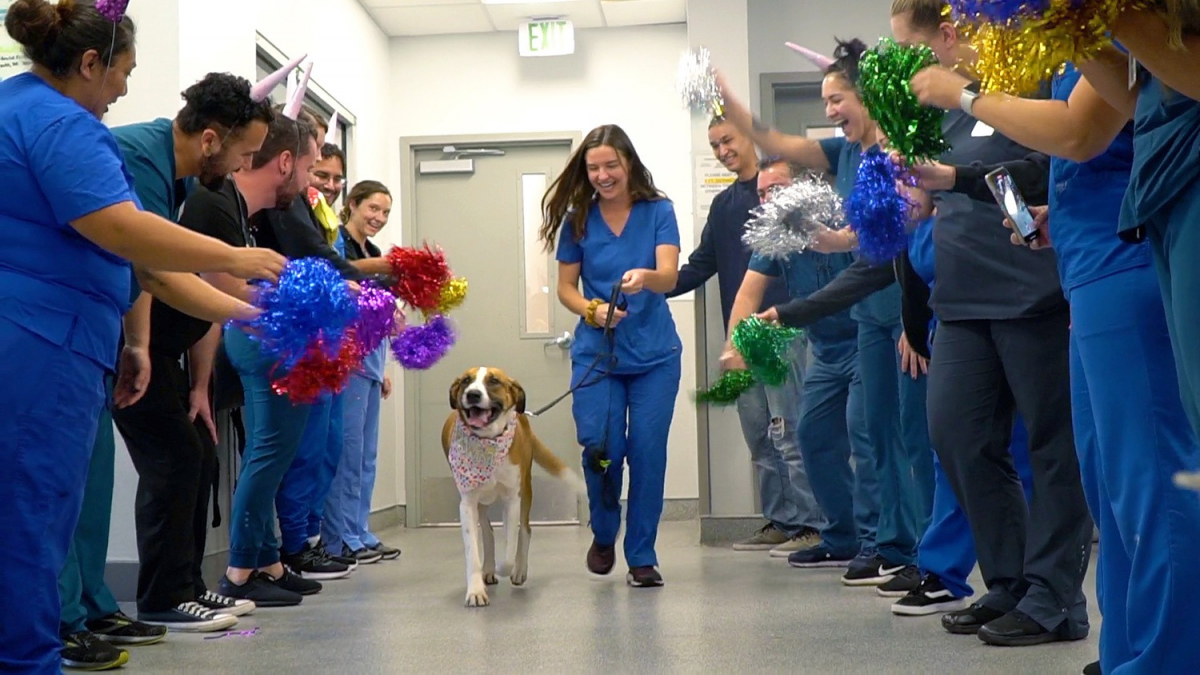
[177,601,220,620]
[200,591,236,607]
[66,631,105,651]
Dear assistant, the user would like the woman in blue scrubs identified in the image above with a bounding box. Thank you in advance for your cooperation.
[720,39,931,583]
[910,25,1200,669]
[0,3,284,673]
[540,124,681,588]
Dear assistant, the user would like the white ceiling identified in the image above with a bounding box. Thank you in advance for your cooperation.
[356,0,687,37]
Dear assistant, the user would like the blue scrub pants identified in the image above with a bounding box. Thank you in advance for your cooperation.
[572,356,681,569]
[857,320,934,566]
[59,388,122,634]
[323,373,383,552]
[918,418,1033,598]
[797,347,878,556]
[0,319,107,674]
[277,392,344,554]
[1069,264,1200,674]
[735,338,823,536]
[225,329,311,570]
[1147,190,1200,439]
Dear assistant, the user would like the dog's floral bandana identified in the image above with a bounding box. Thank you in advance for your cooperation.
[449,416,517,492]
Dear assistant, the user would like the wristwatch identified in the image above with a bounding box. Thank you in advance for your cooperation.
[960,88,979,116]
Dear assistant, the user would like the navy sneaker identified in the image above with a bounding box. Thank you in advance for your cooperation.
[787,544,855,568]
[842,553,908,587]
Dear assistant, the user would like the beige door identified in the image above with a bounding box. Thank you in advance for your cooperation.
[403,136,583,526]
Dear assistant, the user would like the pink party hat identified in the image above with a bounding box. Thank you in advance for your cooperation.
[250,53,306,102]
[324,111,339,145]
[282,63,313,121]
[785,42,834,70]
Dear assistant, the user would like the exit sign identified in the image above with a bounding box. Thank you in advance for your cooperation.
[519,19,574,57]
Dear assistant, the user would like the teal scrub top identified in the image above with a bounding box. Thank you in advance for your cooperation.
[819,136,903,327]
[0,73,139,369]
[749,249,859,364]
[1120,71,1200,236]
[556,199,683,374]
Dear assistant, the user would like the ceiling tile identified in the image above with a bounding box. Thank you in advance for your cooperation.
[482,1,605,31]
[599,0,685,27]
[367,5,495,36]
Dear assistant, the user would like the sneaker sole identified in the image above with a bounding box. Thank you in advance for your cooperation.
[876,586,916,598]
[92,631,168,646]
[377,551,401,560]
[892,598,972,616]
[788,559,852,568]
[298,569,353,581]
[625,574,664,588]
[143,615,239,633]
[841,574,896,587]
[62,650,130,671]
[200,602,256,618]
[355,556,384,565]
[732,543,783,551]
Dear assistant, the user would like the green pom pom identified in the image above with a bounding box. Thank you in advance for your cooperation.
[695,370,757,405]
[731,317,801,387]
[858,37,951,163]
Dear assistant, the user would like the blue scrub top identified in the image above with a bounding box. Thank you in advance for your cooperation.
[1049,65,1149,299]
[819,136,903,327]
[556,198,683,374]
[0,73,139,370]
[1121,70,1200,235]
[749,249,859,364]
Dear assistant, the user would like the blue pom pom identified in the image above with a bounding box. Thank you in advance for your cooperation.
[845,151,911,264]
[244,257,358,371]
[950,0,1052,23]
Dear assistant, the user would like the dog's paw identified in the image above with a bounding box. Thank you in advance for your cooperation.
[510,568,528,586]
[483,572,499,585]
[465,587,490,607]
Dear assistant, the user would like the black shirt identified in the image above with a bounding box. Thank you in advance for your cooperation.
[148,181,249,358]
[260,195,363,280]
[930,110,1064,321]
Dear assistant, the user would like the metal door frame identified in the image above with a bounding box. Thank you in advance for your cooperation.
[399,131,581,528]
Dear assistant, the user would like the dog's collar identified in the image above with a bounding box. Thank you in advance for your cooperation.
[449,416,517,493]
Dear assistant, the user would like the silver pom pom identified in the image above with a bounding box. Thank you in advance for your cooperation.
[742,174,846,259]
[677,48,724,117]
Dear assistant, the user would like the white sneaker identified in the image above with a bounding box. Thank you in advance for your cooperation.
[139,602,238,633]
[196,591,256,617]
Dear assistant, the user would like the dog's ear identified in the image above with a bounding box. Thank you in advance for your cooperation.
[511,380,526,415]
[449,378,463,410]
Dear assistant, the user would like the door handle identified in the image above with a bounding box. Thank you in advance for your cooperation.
[545,331,573,350]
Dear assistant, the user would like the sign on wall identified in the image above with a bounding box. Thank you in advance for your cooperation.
[695,155,736,221]
[519,19,574,58]
[0,0,32,82]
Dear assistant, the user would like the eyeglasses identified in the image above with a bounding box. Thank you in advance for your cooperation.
[310,170,345,186]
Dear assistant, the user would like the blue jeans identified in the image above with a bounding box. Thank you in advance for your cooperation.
[323,374,383,552]
[572,356,681,568]
[225,329,311,569]
[735,338,823,535]
[1070,265,1200,674]
[796,347,878,555]
[857,321,935,565]
[277,393,335,554]
[59,383,121,634]
[0,320,107,674]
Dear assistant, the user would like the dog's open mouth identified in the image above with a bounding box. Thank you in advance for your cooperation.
[465,404,502,428]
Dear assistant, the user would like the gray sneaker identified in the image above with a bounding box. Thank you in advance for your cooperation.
[769,529,822,558]
[733,524,790,551]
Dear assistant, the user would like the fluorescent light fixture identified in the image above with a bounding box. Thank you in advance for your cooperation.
[480,0,562,4]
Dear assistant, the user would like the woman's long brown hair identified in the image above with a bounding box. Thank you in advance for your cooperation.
[339,180,391,226]
[538,124,666,251]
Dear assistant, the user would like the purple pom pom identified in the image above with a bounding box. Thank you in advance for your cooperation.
[391,315,456,370]
[95,0,130,22]
[353,283,399,354]
[845,151,911,264]
[244,257,358,371]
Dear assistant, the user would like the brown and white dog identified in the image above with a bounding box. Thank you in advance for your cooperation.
[441,366,584,607]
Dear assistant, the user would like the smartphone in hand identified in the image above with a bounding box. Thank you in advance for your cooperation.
[985,166,1039,244]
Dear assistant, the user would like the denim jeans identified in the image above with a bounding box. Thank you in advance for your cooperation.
[736,337,823,535]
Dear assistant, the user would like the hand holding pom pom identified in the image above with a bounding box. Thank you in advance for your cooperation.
[242,258,358,371]
[741,175,846,259]
[731,317,802,387]
[858,38,950,163]
[677,48,725,117]
[846,151,913,264]
[385,244,451,311]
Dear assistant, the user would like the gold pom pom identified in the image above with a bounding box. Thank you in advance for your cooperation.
[428,277,468,317]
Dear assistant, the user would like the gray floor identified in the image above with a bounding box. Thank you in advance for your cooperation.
[121,522,1099,674]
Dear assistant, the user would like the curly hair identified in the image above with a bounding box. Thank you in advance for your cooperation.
[175,72,275,139]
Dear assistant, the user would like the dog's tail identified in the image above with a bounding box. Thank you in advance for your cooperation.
[530,435,588,495]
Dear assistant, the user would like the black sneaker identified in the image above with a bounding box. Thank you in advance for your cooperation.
[1082,661,1101,675]
[85,611,167,645]
[315,541,359,569]
[266,569,323,596]
[61,631,129,671]
[892,573,971,616]
[196,590,256,617]
[343,545,383,564]
[139,602,238,633]
[369,541,402,560]
[626,566,664,588]
[875,565,921,596]
[841,553,907,587]
[281,543,352,580]
[217,572,303,607]
[787,543,855,568]
[587,540,616,575]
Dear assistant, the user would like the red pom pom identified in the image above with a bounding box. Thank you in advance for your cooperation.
[271,335,363,404]
[385,244,452,311]
[306,186,322,209]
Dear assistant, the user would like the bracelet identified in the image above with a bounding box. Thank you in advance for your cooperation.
[584,298,603,328]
